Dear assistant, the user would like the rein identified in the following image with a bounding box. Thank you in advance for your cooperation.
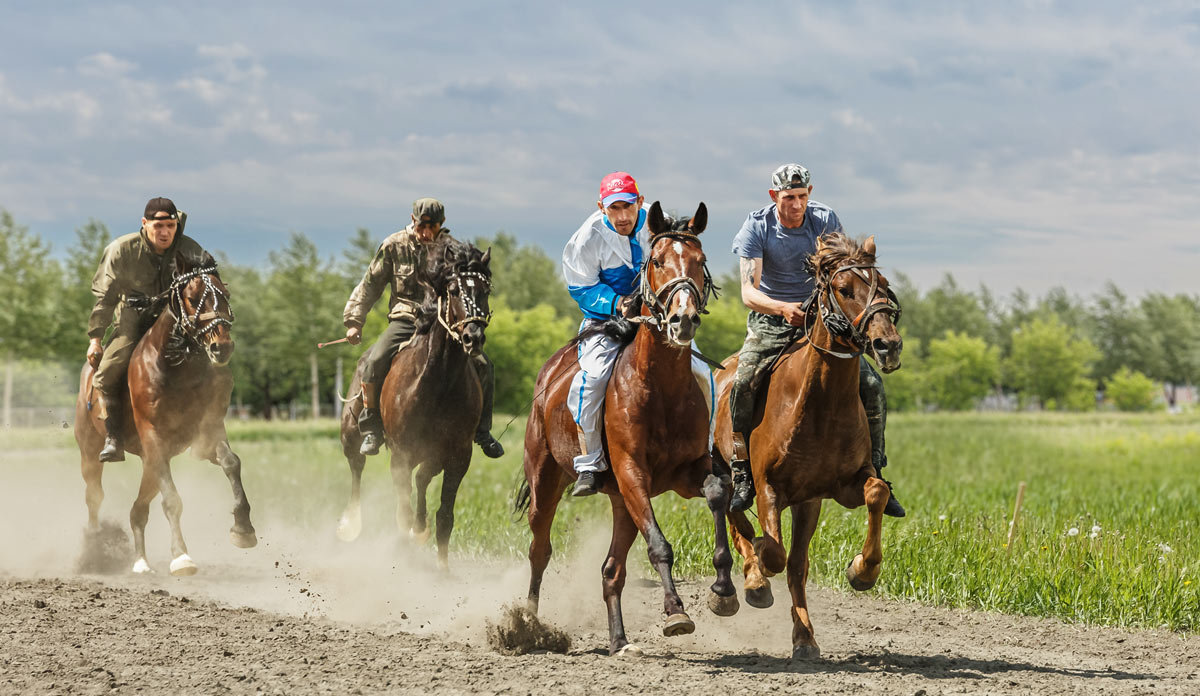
[161,265,234,366]
[801,264,901,362]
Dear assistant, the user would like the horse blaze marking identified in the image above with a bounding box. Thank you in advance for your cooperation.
[466,279,475,287]
[673,241,683,255]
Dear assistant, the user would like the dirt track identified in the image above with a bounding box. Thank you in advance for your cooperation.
[3,566,1198,695]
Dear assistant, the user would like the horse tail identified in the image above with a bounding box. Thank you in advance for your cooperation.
[513,476,532,516]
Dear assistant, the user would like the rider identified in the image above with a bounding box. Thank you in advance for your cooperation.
[728,164,905,517]
[87,197,209,462]
[562,172,716,496]
[343,197,504,459]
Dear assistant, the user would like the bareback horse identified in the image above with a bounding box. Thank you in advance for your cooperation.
[75,254,256,576]
[337,238,492,570]
[713,232,903,659]
[517,201,739,656]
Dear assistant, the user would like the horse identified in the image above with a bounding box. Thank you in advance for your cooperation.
[712,232,904,660]
[516,201,739,657]
[336,238,492,570]
[75,254,256,576]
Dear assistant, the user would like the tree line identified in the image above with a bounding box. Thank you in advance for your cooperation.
[2,208,1196,419]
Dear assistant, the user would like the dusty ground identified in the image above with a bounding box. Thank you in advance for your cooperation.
[2,452,1198,694]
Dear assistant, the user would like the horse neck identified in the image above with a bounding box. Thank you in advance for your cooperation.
[629,322,693,388]
[421,316,467,372]
[796,307,860,393]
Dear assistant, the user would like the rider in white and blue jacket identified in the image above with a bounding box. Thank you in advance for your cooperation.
[561,171,715,496]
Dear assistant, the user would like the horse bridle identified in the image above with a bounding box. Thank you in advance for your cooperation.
[436,269,492,348]
[637,231,718,326]
[805,264,901,360]
[160,265,234,365]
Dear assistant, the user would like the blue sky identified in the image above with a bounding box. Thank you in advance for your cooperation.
[2,1,1198,297]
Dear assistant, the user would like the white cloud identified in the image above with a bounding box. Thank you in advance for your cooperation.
[77,52,136,78]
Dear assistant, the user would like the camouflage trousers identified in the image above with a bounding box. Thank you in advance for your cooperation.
[728,310,889,470]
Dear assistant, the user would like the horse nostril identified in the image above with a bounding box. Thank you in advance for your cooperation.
[872,338,891,356]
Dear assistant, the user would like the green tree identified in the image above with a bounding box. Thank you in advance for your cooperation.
[340,227,380,285]
[473,232,578,321]
[1005,315,1099,410]
[1138,293,1200,408]
[53,219,112,360]
[0,209,61,425]
[880,329,924,412]
[923,331,1000,410]
[484,298,576,414]
[1087,282,1152,382]
[892,273,990,358]
[1105,367,1160,412]
[694,270,749,364]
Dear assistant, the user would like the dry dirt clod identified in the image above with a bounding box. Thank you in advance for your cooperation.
[485,603,570,655]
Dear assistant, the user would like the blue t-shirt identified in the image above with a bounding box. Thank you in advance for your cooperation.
[730,201,843,303]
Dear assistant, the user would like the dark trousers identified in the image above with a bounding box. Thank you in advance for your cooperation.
[362,319,496,436]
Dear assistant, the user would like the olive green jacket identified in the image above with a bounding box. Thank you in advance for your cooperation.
[88,228,207,339]
[343,225,450,328]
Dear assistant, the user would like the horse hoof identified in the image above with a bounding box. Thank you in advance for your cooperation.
[791,643,821,661]
[169,554,198,577]
[707,590,740,617]
[131,558,152,574]
[230,530,258,549]
[663,613,695,637]
[614,643,644,658]
[845,556,876,591]
[409,527,431,544]
[745,582,774,609]
[336,509,362,542]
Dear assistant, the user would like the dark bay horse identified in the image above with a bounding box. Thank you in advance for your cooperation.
[75,255,256,576]
[713,232,903,660]
[517,201,738,656]
[338,238,492,570]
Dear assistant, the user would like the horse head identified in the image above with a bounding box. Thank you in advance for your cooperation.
[808,233,903,372]
[169,252,235,367]
[420,239,493,356]
[643,201,714,347]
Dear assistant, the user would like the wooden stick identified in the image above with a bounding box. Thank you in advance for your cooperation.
[317,337,350,349]
[1006,481,1027,553]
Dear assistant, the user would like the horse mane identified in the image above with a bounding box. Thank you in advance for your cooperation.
[804,231,875,282]
[414,236,491,334]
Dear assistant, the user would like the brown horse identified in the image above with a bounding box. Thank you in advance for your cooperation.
[517,201,738,656]
[75,255,256,576]
[337,238,492,570]
[713,232,903,660]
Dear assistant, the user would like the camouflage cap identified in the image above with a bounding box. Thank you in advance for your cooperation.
[412,197,446,224]
[771,164,811,191]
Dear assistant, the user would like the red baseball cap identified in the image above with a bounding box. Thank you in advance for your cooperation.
[599,172,639,208]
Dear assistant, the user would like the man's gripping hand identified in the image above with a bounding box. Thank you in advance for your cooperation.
[346,326,362,345]
[86,338,103,367]
[782,302,806,327]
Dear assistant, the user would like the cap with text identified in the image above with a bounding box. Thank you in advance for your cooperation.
[771,164,811,191]
[599,172,639,208]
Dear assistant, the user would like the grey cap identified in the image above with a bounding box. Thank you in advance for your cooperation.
[412,197,445,224]
[771,164,811,191]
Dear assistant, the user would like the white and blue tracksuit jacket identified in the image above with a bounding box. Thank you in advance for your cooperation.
[561,206,715,473]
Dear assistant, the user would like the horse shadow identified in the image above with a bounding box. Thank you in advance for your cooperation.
[677,650,1155,683]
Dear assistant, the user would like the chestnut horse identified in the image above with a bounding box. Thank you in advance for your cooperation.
[337,238,492,570]
[75,255,256,576]
[713,232,903,660]
[517,201,738,656]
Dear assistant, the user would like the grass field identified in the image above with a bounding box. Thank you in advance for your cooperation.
[5,412,1197,632]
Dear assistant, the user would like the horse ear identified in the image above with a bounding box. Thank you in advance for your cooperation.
[863,235,877,259]
[480,247,491,268]
[648,201,666,234]
[689,202,707,234]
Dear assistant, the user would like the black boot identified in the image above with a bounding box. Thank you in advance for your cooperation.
[358,408,384,456]
[572,471,601,497]
[98,416,125,463]
[474,432,504,458]
[728,433,755,512]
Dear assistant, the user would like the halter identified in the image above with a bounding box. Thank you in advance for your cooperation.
[804,263,901,361]
[637,231,718,326]
[436,269,493,348]
[163,265,234,365]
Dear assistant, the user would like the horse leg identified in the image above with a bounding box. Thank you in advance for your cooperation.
[602,498,641,656]
[211,439,256,548]
[525,453,565,614]
[620,479,693,637]
[729,509,773,609]
[388,448,415,539]
[129,460,159,574]
[337,449,367,542]
[81,454,104,531]
[787,500,822,660]
[153,450,196,577]
[700,470,739,617]
[754,483,788,576]
[845,476,891,591]
[410,461,435,544]
[433,451,470,571]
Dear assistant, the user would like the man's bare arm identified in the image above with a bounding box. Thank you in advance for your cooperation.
[739,256,805,325]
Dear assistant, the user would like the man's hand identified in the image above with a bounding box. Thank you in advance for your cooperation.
[346,326,362,345]
[86,338,103,367]
[782,302,806,327]
[615,294,640,318]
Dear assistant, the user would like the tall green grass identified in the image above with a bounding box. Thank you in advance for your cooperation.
[9,412,1197,631]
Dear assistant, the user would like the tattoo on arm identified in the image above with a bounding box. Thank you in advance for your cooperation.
[740,257,758,288]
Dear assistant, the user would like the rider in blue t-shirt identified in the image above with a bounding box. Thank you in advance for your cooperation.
[727,163,905,517]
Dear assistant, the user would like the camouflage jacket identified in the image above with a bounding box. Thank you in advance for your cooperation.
[88,228,207,339]
[343,225,451,327]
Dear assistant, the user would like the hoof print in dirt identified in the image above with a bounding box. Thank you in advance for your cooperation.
[485,603,570,655]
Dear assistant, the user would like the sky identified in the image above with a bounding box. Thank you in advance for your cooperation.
[2,1,1198,298]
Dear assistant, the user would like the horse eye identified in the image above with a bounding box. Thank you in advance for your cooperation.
[839,287,854,299]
